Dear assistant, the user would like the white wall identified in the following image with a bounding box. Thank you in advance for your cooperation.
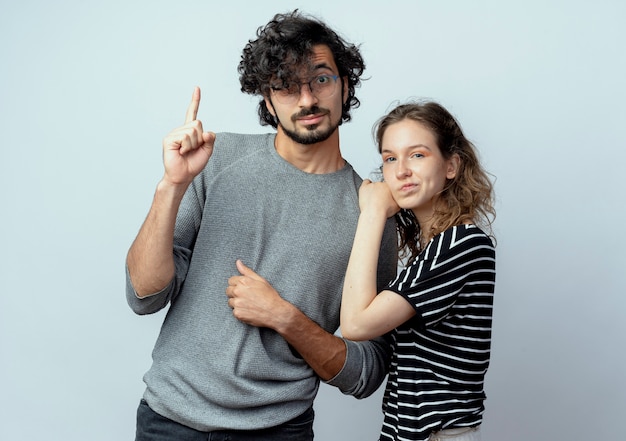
[1,1,624,439]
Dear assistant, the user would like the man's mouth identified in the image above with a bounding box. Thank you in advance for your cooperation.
[298,114,325,126]
[293,107,328,125]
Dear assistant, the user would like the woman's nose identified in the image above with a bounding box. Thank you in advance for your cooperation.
[396,160,411,178]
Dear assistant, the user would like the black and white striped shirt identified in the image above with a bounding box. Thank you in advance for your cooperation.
[380,224,496,441]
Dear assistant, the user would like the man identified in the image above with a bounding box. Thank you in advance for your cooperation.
[126,10,396,440]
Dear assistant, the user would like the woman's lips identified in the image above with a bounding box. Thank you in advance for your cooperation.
[400,183,418,192]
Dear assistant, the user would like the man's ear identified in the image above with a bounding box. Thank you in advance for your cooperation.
[447,153,461,179]
[342,76,349,105]
[264,96,276,117]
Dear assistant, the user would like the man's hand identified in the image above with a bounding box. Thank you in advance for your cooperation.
[227,260,349,380]
[162,87,216,186]
[226,260,292,329]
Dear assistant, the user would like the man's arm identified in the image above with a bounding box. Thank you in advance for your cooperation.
[225,260,391,396]
[126,87,215,298]
[270,303,348,381]
[225,260,343,379]
[269,301,392,399]
[127,181,187,297]
[274,301,391,399]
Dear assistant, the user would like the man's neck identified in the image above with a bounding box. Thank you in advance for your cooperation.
[274,128,345,174]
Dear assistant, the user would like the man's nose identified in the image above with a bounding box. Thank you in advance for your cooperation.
[297,82,318,106]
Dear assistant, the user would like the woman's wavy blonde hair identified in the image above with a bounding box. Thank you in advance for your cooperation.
[374,101,496,263]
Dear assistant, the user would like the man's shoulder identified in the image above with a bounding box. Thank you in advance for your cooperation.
[214,132,274,148]
[209,132,276,163]
[343,160,364,189]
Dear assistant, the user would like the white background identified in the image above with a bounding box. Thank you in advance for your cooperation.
[1,1,625,439]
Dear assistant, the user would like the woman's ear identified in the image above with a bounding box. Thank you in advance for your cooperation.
[447,153,461,179]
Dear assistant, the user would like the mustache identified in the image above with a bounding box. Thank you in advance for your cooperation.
[291,106,329,121]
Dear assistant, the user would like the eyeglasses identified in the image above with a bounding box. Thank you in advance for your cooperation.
[270,75,340,104]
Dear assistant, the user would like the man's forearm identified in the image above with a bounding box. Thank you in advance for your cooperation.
[275,303,391,397]
[126,179,188,297]
[273,304,346,381]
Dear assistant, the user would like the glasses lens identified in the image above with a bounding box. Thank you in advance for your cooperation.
[272,75,337,104]
[312,75,337,99]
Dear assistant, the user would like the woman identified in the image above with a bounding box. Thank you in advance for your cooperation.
[341,102,496,441]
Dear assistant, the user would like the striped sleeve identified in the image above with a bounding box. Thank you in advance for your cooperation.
[387,225,496,327]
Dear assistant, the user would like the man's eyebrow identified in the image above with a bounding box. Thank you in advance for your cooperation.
[311,62,334,71]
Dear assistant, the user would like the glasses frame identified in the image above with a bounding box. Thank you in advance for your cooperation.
[270,74,340,104]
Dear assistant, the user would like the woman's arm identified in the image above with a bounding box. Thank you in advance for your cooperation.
[340,181,415,341]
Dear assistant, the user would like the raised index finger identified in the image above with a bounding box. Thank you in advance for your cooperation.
[184,86,201,123]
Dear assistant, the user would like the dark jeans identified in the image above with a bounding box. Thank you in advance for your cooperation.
[135,399,314,441]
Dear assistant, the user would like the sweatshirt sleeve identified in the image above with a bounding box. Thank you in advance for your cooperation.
[378,217,398,291]
[325,335,392,398]
[125,169,207,315]
[125,243,193,315]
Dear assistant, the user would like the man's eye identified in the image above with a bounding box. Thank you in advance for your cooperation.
[285,83,299,94]
[272,85,294,95]
[316,75,330,84]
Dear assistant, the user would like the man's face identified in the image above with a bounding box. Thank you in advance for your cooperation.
[264,45,347,145]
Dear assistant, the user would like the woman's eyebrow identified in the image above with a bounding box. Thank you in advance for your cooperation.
[382,144,433,153]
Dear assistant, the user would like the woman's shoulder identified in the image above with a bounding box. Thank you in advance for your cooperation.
[427,224,494,256]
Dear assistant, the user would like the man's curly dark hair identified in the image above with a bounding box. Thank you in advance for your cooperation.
[238,10,365,128]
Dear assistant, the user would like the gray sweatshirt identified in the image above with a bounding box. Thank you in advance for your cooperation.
[126,132,397,432]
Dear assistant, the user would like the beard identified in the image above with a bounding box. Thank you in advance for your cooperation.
[278,106,341,145]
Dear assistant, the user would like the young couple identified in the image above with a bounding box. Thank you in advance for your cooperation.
[126,9,495,441]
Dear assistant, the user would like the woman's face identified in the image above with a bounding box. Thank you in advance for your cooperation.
[381,119,458,222]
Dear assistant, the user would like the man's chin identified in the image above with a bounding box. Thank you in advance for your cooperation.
[281,125,336,145]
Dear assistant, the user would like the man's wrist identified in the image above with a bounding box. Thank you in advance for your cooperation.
[270,300,303,337]
[156,178,189,201]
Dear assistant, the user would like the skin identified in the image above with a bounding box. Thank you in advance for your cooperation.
[127,44,351,380]
[126,87,215,297]
[340,119,460,341]
[263,44,348,174]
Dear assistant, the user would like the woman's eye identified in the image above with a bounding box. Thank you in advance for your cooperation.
[383,157,396,163]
